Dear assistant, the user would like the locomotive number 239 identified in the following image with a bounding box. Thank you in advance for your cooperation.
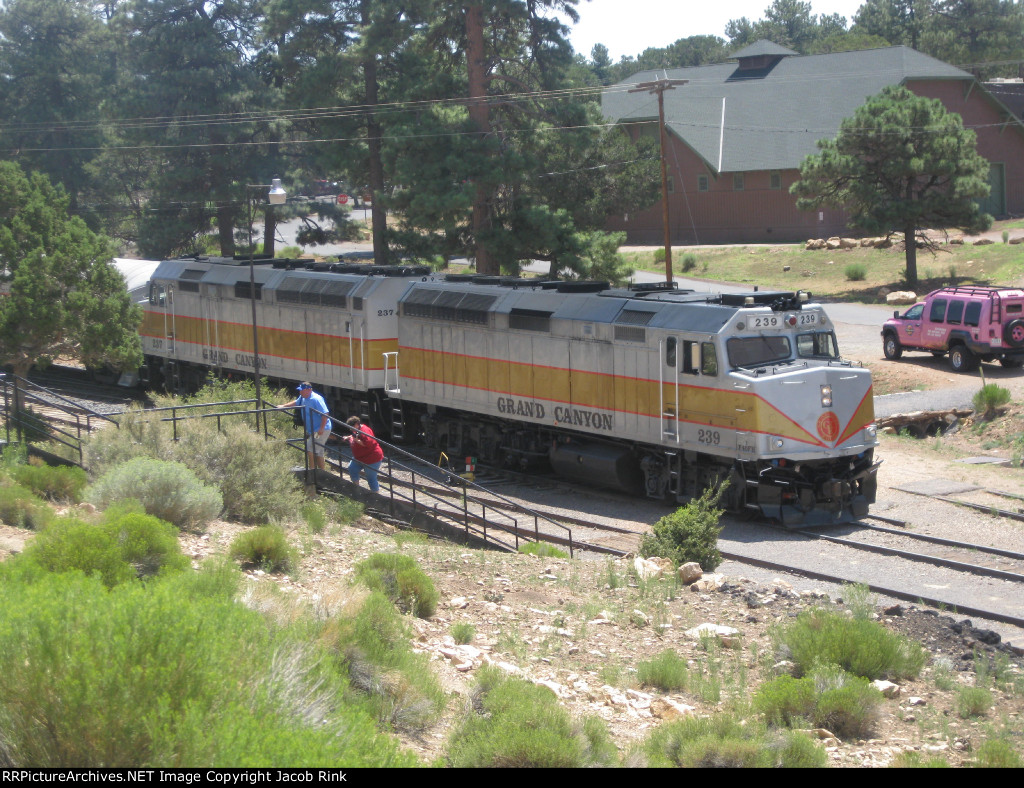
[697,429,721,446]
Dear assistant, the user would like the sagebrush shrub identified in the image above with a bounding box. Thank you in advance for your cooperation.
[87,457,222,531]
[174,421,303,524]
[16,508,189,587]
[451,622,476,645]
[20,518,134,588]
[518,542,568,558]
[844,263,867,281]
[0,572,417,767]
[639,483,726,570]
[99,508,190,580]
[82,409,172,478]
[774,607,926,680]
[301,499,328,534]
[637,649,689,691]
[811,664,882,739]
[330,591,447,731]
[84,388,302,525]
[333,496,365,526]
[889,751,950,767]
[353,553,438,618]
[0,482,53,530]
[971,738,1024,768]
[639,713,826,768]
[957,685,992,719]
[754,674,816,727]
[228,525,297,573]
[7,462,87,502]
[446,664,610,768]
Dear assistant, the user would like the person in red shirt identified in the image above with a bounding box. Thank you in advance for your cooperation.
[342,416,384,492]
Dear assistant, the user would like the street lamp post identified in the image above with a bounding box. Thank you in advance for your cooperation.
[247,178,286,428]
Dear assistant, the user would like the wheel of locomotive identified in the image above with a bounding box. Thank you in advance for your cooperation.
[999,356,1024,368]
[882,332,903,360]
[1004,318,1024,348]
[949,344,978,373]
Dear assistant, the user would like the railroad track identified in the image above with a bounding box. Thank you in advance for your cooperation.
[354,455,1024,629]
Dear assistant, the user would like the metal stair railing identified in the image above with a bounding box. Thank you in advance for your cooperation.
[0,373,123,465]
[330,423,575,557]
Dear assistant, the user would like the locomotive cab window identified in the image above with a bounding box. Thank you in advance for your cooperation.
[701,342,719,376]
[726,336,790,368]
[796,331,839,359]
[665,337,676,368]
[149,283,169,307]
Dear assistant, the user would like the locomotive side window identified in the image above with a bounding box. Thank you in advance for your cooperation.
[665,337,676,368]
[682,341,700,375]
[726,336,789,368]
[796,331,839,359]
[149,284,168,307]
[701,342,719,376]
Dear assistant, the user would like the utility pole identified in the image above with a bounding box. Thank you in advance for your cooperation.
[630,76,688,284]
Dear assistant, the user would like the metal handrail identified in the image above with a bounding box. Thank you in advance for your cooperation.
[332,422,574,557]
[0,381,573,555]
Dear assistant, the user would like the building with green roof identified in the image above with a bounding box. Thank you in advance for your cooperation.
[601,41,1024,244]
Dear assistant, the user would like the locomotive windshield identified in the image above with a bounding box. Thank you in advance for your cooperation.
[796,331,840,360]
[726,336,791,368]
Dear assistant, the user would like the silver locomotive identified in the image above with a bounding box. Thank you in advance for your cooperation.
[141,257,878,524]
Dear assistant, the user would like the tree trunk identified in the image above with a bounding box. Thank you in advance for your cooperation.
[904,220,918,289]
[217,205,236,257]
[362,24,390,266]
[264,207,277,258]
[466,3,497,275]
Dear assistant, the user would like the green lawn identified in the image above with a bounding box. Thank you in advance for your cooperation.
[624,221,1024,302]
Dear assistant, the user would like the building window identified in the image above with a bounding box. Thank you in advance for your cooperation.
[770,171,782,190]
[733,173,744,191]
[697,174,709,192]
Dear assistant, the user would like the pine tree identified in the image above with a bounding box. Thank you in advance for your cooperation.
[0,162,142,378]
[791,85,992,288]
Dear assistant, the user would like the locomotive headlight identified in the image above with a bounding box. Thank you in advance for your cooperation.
[865,425,877,440]
[820,384,833,408]
[771,437,785,450]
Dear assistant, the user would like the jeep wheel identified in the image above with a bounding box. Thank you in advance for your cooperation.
[883,333,903,360]
[1000,357,1024,369]
[1005,319,1024,348]
[949,345,979,373]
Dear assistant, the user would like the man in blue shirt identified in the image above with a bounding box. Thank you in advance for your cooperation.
[276,382,332,470]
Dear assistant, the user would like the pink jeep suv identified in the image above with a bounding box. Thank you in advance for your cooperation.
[881,286,1024,372]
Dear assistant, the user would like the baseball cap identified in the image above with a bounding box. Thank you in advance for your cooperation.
[297,382,312,391]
